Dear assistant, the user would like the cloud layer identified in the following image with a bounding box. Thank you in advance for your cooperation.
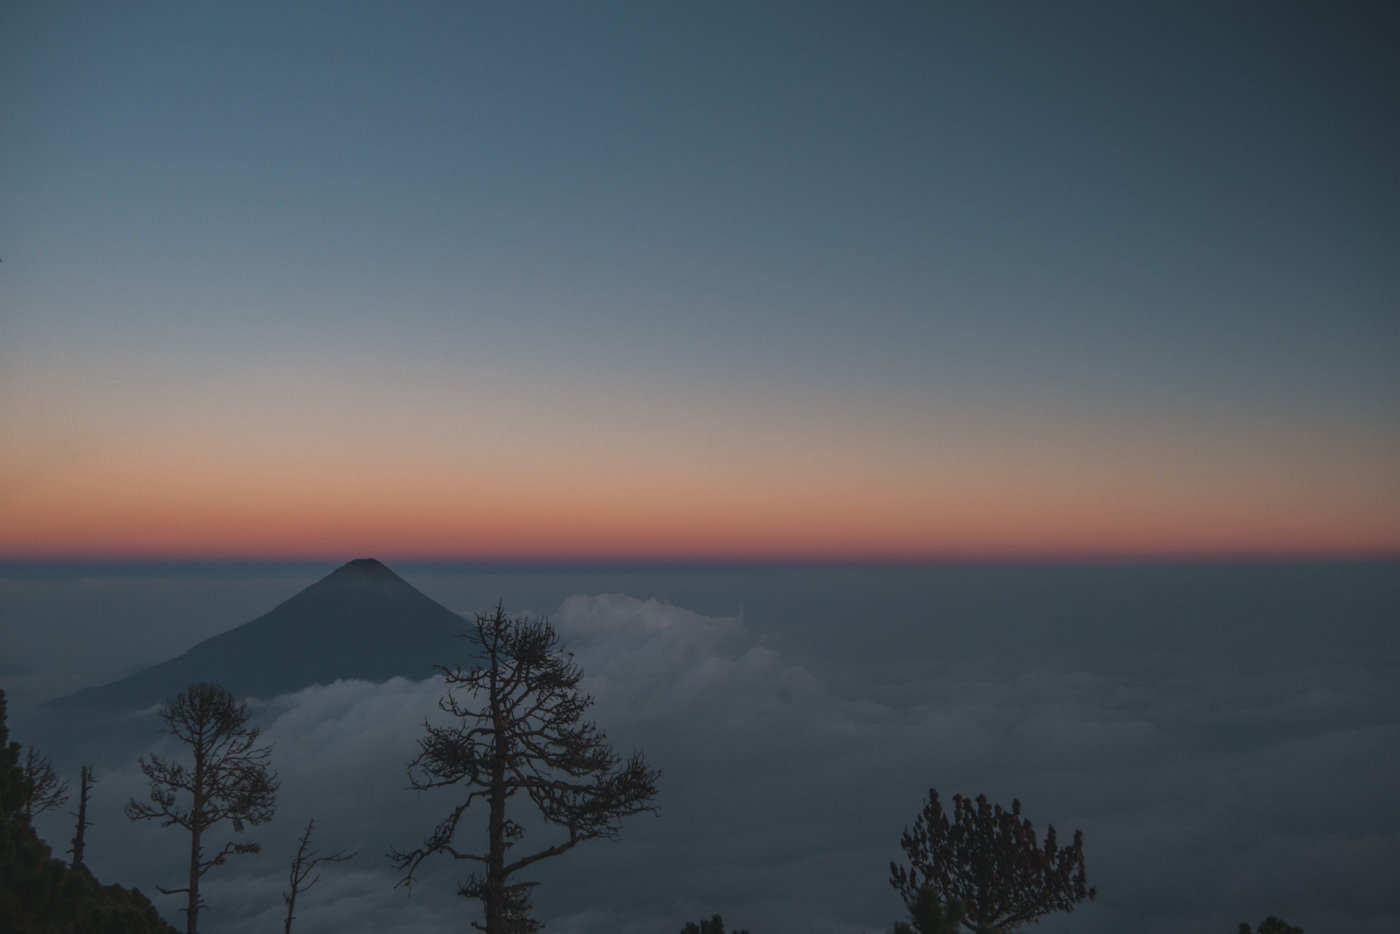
[22,582,1400,934]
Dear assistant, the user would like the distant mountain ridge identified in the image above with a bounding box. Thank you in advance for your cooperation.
[48,558,473,710]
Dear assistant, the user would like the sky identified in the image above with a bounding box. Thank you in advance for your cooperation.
[2,2,1398,562]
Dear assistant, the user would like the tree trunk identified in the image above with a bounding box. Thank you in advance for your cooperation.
[486,638,507,934]
[487,766,506,932]
[70,766,93,870]
[188,748,205,934]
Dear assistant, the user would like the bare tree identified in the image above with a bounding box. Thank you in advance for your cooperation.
[890,789,1095,933]
[283,818,356,934]
[68,764,97,870]
[21,745,69,819]
[125,683,279,934]
[391,603,660,933]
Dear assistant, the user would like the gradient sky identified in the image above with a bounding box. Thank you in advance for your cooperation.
[2,2,1397,561]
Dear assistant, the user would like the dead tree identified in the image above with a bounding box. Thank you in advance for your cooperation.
[21,746,69,819]
[125,683,278,934]
[283,818,356,934]
[391,604,660,934]
[68,765,96,870]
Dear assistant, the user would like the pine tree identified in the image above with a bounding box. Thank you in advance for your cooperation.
[890,789,1095,933]
[126,683,278,934]
[681,914,750,934]
[392,604,659,933]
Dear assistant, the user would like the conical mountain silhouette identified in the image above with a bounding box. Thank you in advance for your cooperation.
[49,558,472,710]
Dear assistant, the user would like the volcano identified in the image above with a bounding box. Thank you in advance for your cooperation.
[48,558,473,710]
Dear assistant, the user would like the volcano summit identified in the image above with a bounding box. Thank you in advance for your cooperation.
[49,559,470,709]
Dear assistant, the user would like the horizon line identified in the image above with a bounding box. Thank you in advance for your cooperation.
[2,550,1398,574]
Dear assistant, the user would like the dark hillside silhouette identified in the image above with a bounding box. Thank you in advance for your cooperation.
[1,690,178,933]
[48,559,471,710]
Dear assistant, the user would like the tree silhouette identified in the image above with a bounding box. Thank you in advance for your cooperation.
[681,914,750,934]
[283,817,356,934]
[891,884,964,934]
[890,789,1095,933]
[21,746,69,820]
[68,765,96,870]
[125,683,278,934]
[391,604,660,933]
[1239,918,1303,934]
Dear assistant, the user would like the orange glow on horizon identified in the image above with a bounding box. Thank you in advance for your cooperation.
[3,484,1397,565]
[4,409,1397,565]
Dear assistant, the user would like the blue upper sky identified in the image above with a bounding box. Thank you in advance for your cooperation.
[1,2,1397,560]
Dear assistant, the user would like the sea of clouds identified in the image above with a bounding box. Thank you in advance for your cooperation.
[10,566,1400,933]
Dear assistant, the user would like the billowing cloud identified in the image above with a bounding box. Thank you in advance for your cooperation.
[18,589,1400,934]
